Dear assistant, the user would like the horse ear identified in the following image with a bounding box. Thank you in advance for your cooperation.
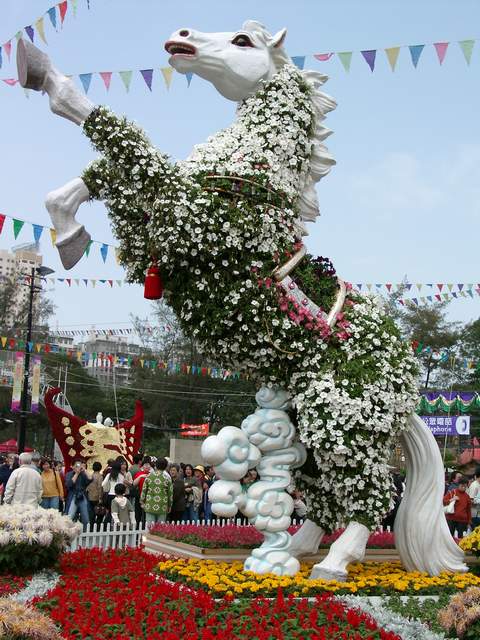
[271,28,287,49]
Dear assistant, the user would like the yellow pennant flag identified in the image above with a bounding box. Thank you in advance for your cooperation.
[416,283,422,291]
[35,17,48,44]
[35,344,41,352]
[50,228,57,246]
[385,47,400,71]
[114,248,121,265]
[140,359,145,368]
[1,337,7,348]
[161,67,174,89]
[91,280,96,288]
[447,283,454,291]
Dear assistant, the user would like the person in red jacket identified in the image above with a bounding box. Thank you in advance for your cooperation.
[443,477,471,538]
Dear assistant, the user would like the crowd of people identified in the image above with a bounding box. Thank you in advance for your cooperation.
[0,451,308,531]
[443,469,480,537]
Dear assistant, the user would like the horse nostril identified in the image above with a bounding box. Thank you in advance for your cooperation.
[179,29,190,38]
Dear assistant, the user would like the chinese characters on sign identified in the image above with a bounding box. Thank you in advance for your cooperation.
[420,415,471,436]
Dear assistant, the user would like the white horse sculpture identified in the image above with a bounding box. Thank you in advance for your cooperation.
[17,21,466,579]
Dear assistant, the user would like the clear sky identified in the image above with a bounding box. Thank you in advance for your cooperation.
[1,0,478,335]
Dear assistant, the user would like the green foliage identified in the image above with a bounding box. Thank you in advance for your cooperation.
[0,539,62,575]
[383,593,451,635]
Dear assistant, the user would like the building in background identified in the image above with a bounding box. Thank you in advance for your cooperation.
[0,244,43,327]
[80,335,142,387]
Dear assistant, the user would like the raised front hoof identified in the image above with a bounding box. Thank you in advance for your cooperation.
[309,563,348,582]
[56,227,91,270]
[17,39,51,90]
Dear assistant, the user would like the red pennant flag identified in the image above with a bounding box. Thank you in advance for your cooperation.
[100,71,112,91]
[58,1,68,25]
[3,78,18,86]
[3,41,12,61]
[314,53,334,61]
[108,280,113,287]
[9,338,15,349]
[385,283,392,292]
[437,283,444,291]
[435,294,441,301]
[433,42,449,65]
[66,278,71,286]
[0,214,5,235]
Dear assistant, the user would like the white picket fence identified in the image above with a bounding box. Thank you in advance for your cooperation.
[68,518,306,552]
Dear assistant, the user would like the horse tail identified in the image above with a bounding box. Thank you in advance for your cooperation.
[394,413,468,574]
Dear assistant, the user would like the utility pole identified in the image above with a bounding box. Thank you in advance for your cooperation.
[17,265,54,454]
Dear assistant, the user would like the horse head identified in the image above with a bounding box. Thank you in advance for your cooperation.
[165,20,288,101]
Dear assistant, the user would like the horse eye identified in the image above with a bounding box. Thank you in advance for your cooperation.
[232,35,254,48]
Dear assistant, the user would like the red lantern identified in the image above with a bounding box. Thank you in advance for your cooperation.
[144,263,164,300]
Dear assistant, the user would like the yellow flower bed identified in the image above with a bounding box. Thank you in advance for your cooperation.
[157,558,480,597]
[459,527,480,554]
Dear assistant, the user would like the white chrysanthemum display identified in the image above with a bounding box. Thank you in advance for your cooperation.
[0,504,81,547]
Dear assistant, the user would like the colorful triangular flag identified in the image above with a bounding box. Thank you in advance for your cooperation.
[361,49,376,72]
[47,7,57,30]
[25,26,35,43]
[291,56,306,70]
[35,17,48,44]
[12,219,24,239]
[3,41,11,61]
[433,42,449,65]
[100,243,108,262]
[185,72,193,87]
[409,44,425,68]
[100,71,112,91]
[0,214,5,234]
[314,53,334,62]
[32,224,43,243]
[79,73,92,94]
[140,69,153,91]
[119,70,132,92]
[59,1,68,25]
[84,239,93,256]
[338,51,352,72]
[161,67,173,89]
[50,228,57,246]
[458,39,475,65]
[385,46,400,71]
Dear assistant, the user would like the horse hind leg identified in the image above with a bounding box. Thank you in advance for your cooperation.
[309,521,370,581]
[17,39,93,125]
[46,178,91,270]
[289,519,325,558]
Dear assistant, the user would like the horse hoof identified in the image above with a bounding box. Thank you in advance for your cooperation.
[17,39,51,90]
[56,226,91,270]
[309,564,348,582]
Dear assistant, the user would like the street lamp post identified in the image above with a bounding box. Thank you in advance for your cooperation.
[17,265,54,454]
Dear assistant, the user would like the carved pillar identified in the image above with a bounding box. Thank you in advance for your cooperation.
[201,386,306,576]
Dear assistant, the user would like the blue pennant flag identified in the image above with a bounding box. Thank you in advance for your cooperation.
[83,279,88,286]
[47,7,57,29]
[25,26,35,42]
[100,243,108,263]
[185,72,193,87]
[409,44,425,68]
[79,73,92,94]
[291,56,306,70]
[32,224,43,244]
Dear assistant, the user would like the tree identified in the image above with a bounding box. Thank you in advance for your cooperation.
[457,318,480,389]
[389,299,461,389]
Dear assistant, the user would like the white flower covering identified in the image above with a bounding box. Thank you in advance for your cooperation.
[80,63,418,531]
[0,504,81,548]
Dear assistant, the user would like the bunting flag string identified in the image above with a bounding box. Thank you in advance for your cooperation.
[0,212,116,262]
[411,339,479,372]
[0,339,245,380]
[0,36,477,89]
[0,0,91,70]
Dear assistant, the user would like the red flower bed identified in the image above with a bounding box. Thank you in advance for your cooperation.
[34,548,401,639]
[149,524,396,550]
[0,574,29,596]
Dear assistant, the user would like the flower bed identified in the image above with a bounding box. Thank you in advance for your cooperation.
[34,548,401,639]
[157,558,480,598]
[0,574,30,597]
[149,524,396,549]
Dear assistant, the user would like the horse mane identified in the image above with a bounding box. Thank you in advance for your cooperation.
[243,21,337,236]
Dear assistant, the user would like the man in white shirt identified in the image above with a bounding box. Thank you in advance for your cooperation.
[468,468,480,529]
[4,452,42,507]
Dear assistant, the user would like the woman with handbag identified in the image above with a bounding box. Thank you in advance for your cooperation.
[86,461,105,527]
[40,458,64,510]
[443,477,472,538]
